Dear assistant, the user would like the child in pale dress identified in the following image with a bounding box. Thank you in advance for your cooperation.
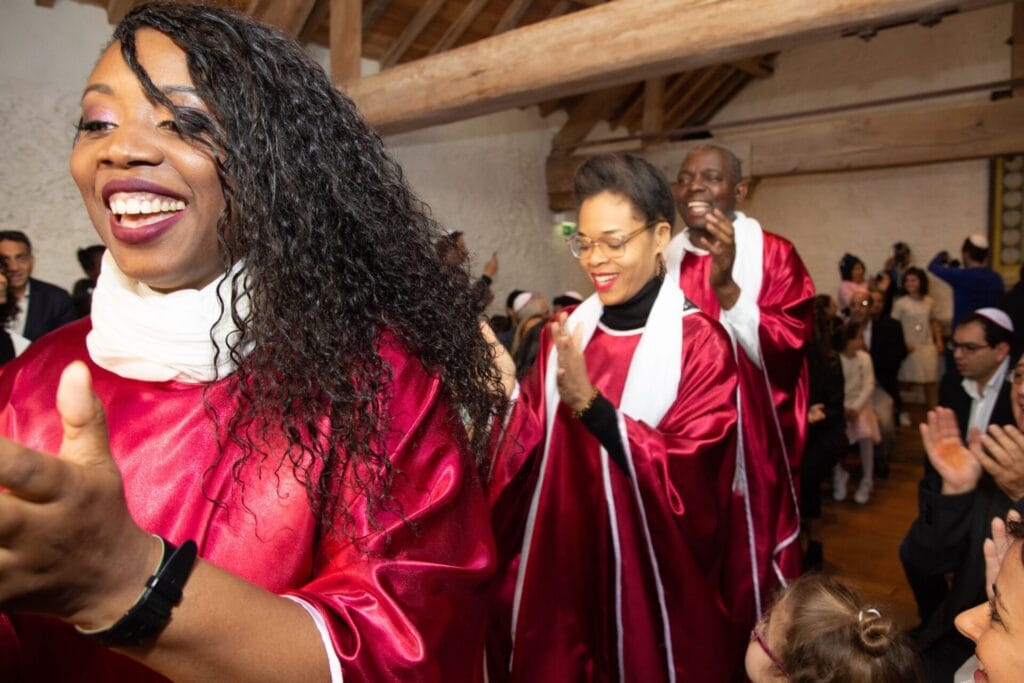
[891,267,942,415]
[834,321,881,504]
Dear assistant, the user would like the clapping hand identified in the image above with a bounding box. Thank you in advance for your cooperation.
[920,407,983,495]
[550,312,594,413]
[972,424,1024,502]
[984,509,1022,599]
[691,209,740,309]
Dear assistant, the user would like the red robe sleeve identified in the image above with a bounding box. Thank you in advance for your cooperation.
[0,323,496,683]
[754,232,815,469]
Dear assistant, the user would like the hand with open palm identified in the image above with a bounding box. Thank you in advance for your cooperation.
[919,407,983,495]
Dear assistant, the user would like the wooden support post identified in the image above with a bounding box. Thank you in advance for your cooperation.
[331,0,362,84]
[641,78,665,144]
[1014,1,1024,97]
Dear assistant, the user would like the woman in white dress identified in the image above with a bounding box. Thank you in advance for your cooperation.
[891,267,942,412]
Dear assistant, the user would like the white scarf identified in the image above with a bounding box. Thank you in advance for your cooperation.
[87,251,251,383]
[665,211,765,368]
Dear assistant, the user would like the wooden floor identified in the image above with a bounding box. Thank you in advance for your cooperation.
[817,404,927,629]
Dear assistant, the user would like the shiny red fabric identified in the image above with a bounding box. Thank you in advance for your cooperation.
[0,319,495,682]
[489,313,738,682]
[678,231,814,633]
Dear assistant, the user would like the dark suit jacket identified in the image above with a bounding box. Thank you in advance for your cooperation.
[867,316,907,399]
[939,367,1015,439]
[23,278,77,342]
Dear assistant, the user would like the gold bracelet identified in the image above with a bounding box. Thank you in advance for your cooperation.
[572,386,600,420]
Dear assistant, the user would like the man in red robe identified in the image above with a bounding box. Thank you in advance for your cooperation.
[669,144,814,633]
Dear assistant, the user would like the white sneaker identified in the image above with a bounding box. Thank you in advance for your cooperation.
[854,479,873,505]
[832,467,849,502]
[899,412,911,427]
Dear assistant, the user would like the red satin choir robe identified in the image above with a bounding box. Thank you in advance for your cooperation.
[671,217,814,630]
[489,309,738,682]
[0,320,495,682]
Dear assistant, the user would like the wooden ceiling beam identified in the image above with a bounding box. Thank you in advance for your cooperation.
[551,83,639,149]
[379,0,445,68]
[664,66,724,127]
[345,0,1003,135]
[613,72,694,131]
[546,0,573,20]
[689,69,751,123]
[545,96,1024,210]
[538,96,577,118]
[430,0,489,55]
[331,0,362,84]
[106,0,144,24]
[248,0,319,37]
[361,0,391,34]
[729,55,775,78]
[493,0,535,35]
[299,0,330,42]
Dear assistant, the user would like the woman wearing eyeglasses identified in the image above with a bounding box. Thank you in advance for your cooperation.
[487,153,739,681]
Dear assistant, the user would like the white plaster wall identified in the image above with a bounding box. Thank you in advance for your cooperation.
[385,108,591,314]
[0,1,113,291]
[711,4,1014,324]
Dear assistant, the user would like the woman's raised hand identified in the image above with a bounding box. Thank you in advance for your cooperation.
[550,313,594,413]
[0,362,156,631]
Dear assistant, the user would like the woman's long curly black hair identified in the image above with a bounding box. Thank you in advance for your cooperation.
[110,3,507,538]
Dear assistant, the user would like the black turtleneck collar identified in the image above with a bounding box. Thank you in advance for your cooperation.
[600,277,662,331]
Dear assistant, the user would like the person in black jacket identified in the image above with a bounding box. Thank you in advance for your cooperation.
[900,309,1019,681]
[0,231,76,341]
[802,295,846,570]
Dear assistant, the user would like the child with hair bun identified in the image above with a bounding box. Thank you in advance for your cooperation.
[746,574,923,682]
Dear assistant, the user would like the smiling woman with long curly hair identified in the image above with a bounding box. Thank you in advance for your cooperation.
[0,3,505,681]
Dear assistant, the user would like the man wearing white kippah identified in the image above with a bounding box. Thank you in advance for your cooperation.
[901,307,1023,681]
[929,234,1006,328]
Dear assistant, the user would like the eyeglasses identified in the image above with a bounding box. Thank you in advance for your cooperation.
[948,340,991,354]
[566,225,650,260]
[751,618,789,679]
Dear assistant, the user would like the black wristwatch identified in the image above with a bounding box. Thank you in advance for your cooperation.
[78,536,198,648]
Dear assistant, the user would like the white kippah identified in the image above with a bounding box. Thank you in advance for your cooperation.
[967,233,990,249]
[513,291,534,314]
[561,290,583,301]
[974,307,1014,333]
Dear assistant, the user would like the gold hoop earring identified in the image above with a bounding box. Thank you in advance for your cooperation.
[656,253,667,278]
